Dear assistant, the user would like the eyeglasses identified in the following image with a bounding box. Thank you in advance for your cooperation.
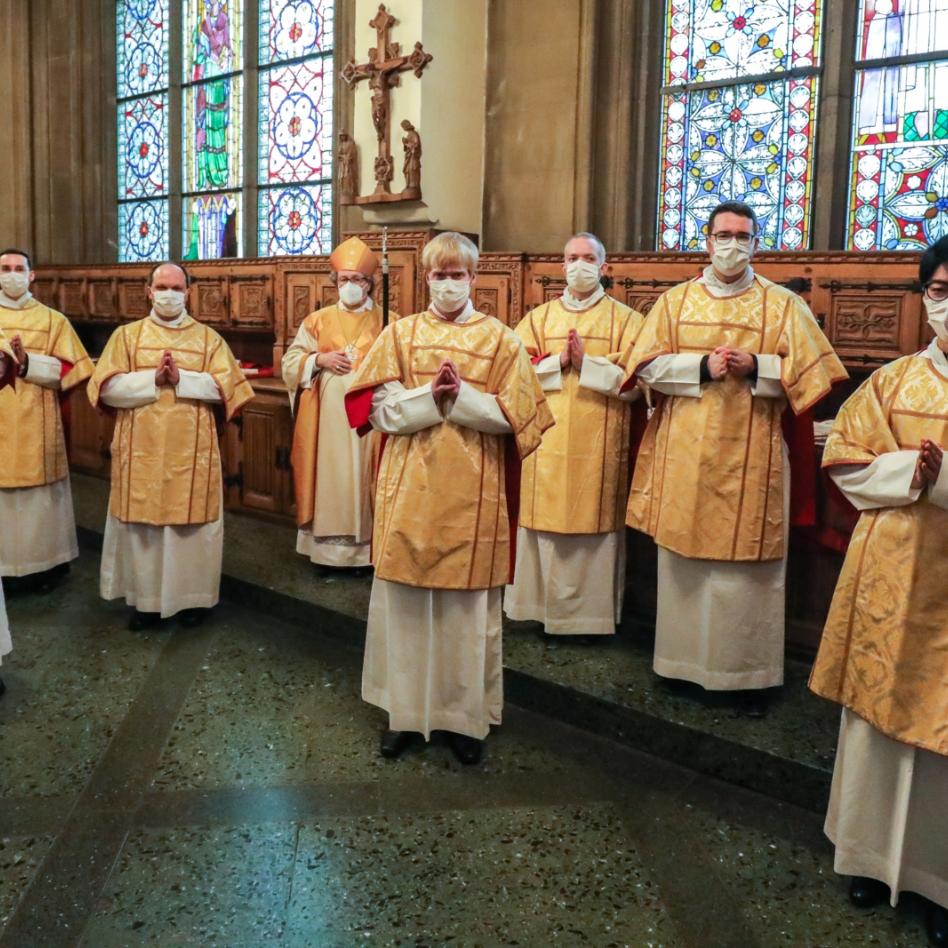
[710,232,755,246]
[923,281,948,302]
[337,275,369,286]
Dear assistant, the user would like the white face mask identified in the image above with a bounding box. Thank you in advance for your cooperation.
[710,238,753,277]
[338,280,367,308]
[151,289,187,320]
[564,260,602,294]
[924,296,948,342]
[429,278,470,313]
[0,271,30,299]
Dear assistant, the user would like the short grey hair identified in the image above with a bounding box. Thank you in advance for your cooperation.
[564,232,606,265]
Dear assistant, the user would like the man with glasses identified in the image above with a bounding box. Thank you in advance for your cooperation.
[621,201,846,716]
[809,236,947,945]
[283,237,390,571]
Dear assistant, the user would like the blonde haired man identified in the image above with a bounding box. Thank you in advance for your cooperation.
[346,232,553,764]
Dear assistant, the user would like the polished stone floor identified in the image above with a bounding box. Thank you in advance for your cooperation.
[0,555,931,947]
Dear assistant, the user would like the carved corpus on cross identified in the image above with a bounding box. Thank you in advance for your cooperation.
[342,3,432,204]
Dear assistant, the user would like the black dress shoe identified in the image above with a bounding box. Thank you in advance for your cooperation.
[128,610,161,631]
[448,732,484,765]
[179,608,209,628]
[928,903,948,947]
[0,676,5,698]
[848,875,889,908]
[379,729,414,759]
[739,689,770,718]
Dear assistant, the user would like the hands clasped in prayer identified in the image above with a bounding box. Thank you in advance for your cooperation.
[154,349,180,387]
[432,357,461,410]
[708,346,755,380]
[912,438,943,490]
[559,328,585,370]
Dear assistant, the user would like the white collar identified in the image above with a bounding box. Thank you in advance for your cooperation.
[339,296,374,314]
[921,337,948,379]
[700,264,756,298]
[149,309,189,328]
[0,289,33,310]
[429,299,476,324]
[560,284,606,312]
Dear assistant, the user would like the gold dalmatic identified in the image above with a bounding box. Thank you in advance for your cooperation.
[810,354,948,755]
[88,316,253,526]
[286,304,386,528]
[515,296,643,533]
[0,300,92,488]
[624,276,847,561]
[347,311,554,590]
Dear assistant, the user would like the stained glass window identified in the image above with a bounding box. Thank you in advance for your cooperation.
[258,1,335,255]
[116,0,169,261]
[657,0,823,251]
[847,1,948,250]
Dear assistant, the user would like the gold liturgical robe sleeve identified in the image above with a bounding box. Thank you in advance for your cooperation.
[348,312,553,590]
[809,356,948,756]
[89,317,253,527]
[0,302,93,488]
[623,277,846,561]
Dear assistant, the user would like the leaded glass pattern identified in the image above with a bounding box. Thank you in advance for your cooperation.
[183,0,243,82]
[184,192,242,260]
[257,0,334,255]
[183,77,244,194]
[657,0,823,251]
[847,2,948,250]
[117,0,169,262]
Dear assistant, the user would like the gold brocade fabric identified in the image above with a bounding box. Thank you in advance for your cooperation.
[515,296,643,533]
[348,311,554,590]
[0,329,13,390]
[624,276,846,561]
[0,300,92,488]
[88,316,253,527]
[284,304,386,528]
[810,355,948,756]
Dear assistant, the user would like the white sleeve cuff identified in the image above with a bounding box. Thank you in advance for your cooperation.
[829,451,922,510]
[300,353,320,390]
[445,380,513,434]
[534,354,563,392]
[579,355,625,398]
[638,353,704,398]
[23,353,62,389]
[751,354,785,399]
[175,370,223,403]
[369,381,444,434]
[929,456,948,510]
[100,370,159,409]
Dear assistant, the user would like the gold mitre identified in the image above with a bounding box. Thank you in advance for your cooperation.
[330,236,378,276]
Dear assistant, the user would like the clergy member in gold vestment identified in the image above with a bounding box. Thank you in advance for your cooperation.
[88,263,253,630]
[809,238,948,947]
[505,233,643,636]
[0,331,17,697]
[0,249,92,591]
[623,202,846,715]
[283,237,388,570]
[345,233,553,765]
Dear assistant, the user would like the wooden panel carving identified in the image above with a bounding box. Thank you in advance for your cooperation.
[831,297,901,350]
[236,397,283,514]
[473,287,500,320]
[118,280,150,320]
[88,280,114,319]
[192,279,229,326]
[60,280,86,319]
[232,277,272,328]
[32,278,57,309]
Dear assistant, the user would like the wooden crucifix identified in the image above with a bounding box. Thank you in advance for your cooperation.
[341,3,432,204]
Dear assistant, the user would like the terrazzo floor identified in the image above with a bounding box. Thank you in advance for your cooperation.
[0,554,932,947]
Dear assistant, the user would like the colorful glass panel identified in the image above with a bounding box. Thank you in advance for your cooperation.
[856,0,948,61]
[183,192,241,260]
[259,0,334,64]
[664,0,820,85]
[118,199,169,262]
[258,183,332,255]
[848,60,948,249]
[258,58,333,185]
[118,95,167,200]
[183,76,244,193]
[117,0,168,99]
[183,0,243,82]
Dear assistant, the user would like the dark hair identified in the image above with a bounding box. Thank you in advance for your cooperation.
[708,201,759,235]
[0,248,32,269]
[920,235,948,286]
[148,261,191,287]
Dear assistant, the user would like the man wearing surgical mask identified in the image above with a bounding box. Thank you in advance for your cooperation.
[88,263,253,630]
[505,233,644,638]
[620,201,846,716]
[0,249,92,595]
[282,237,390,571]
[809,235,948,946]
